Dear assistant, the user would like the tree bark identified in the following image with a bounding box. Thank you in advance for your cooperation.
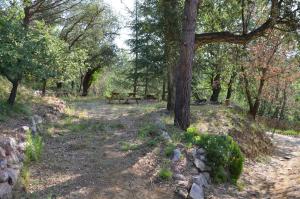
[162,77,166,101]
[8,81,19,105]
[249,69,267,119]
[210,74,221,103]
[42,79,47,97]
[161,0,180,111]
[226,72,236,100]
[279,83,287,120]
[82,69,94,97]
[174,0,200,130]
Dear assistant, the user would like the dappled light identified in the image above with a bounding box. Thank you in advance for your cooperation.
[0,0,299,198]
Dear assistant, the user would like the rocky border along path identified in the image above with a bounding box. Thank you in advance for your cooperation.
[206,133,300,199]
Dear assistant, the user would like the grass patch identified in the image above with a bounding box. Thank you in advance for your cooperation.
[158,168,173,180]
[120,141,139,151]
[275,129,300,136]
[138,123,160,139]
[25,132,44,162]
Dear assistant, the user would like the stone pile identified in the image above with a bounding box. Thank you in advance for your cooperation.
[0,127,28,199]
[172,147,211,199]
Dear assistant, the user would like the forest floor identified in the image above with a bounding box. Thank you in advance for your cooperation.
[10,99,300,199]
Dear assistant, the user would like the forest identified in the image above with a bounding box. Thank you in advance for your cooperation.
[0,0,299,199]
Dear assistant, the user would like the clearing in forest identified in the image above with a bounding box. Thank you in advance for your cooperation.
[12,100,300,199]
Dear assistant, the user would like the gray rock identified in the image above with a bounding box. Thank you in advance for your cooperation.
[0,138,17,156]
[6,152,19,166]
[176,188,189,198]
[0,171,9,183]
[6,168,19,185]
[20,126,30,133]
[17,142,26,153]
[0,160,7,169]
[0,147,6,159]
[162,131,172,142]
[203,172,211,184]
[194,159,206,171]
[155,119,166,130]
[189,183,204,199]
[172,149,181,162]
[173,173,187,181]
[193,173,209,188]
[0,183,12,199]
[192,148,206,159]
[175,180,189,188]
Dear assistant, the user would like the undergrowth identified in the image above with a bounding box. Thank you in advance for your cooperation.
[184,126,244,184]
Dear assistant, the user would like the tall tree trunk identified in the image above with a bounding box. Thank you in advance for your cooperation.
[161,0,180,111]
[226,72,236,100]
[174,0,200,130]
[162,77,166,101]
[249,69,267,119]
[166,50,176,111]
[42,79,47,97]
[82,69,94,97]
[144,67,149,97]
[133,0,139,94]
[8,80,19,105]
[210,74,221,103]
[279,83,287,120]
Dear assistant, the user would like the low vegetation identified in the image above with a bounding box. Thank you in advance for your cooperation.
[184,127,244,184]
[158,168,173,181]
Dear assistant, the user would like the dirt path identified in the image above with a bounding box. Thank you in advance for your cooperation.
[207,133,300,199]
[13,100,300,199]
[17,101,177,199]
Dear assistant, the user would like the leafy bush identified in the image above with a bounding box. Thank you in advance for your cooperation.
[183,126,200,143]
[25,132,44,162]
[164,143,176,157]
[196,134,244,184]
[158,168,173,180]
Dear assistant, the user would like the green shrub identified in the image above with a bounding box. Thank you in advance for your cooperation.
[164,143,176,157]
[25,132,44,162]
[138,124,159,139]
[196,134,244,184]
[184,126,200,143]
[158,168,172,180]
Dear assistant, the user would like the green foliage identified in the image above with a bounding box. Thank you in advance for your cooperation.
[138,124,160,139]
[196,134,244,184]
[164,143,176,157]
[25,132,44,162]
[158,168,172,181]
[120,141,139,151]
[21,165,30,190]
[275,129,300,136]
[183,126,200,144]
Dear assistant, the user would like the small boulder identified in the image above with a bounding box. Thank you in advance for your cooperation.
[0,147,6,159]
[0,183,12,199]
[175,180,189,189]
[6,152,19,166]
[172,149,181,162]
[173,173,187,181]
[0,159,7,169]
[162,131,172,142]
[0,170,9,183]
[194,159,206,171]
[202,172,211,184]
[189,183,204,199]
[193,173,209,188]
[6,168,19,185]
[176,188,189,198]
